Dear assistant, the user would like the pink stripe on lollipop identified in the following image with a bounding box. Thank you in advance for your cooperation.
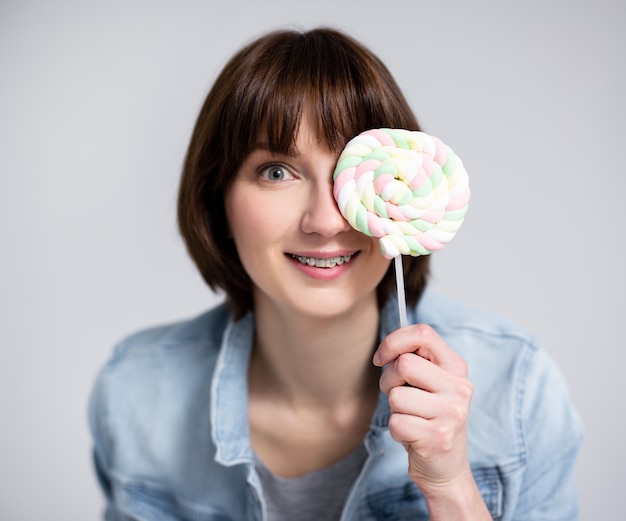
[386,202,410,222]
[367,212,386,237]
[373,173,395,196]
[416,233,446,252]
[446,188,471,211]
[332,167,355,199]
[431,136,448,166]
[355,159,382,177]
[365,128,396,146]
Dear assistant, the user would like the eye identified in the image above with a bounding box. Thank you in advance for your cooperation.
[260,164,295,182]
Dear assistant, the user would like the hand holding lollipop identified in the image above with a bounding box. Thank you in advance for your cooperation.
[333,128,470,326]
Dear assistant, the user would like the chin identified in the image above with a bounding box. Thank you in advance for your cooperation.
[292,290,377,321]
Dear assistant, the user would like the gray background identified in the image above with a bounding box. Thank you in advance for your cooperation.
[1,0,623,519]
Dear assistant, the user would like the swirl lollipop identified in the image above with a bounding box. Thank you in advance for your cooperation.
[333,128,470,326]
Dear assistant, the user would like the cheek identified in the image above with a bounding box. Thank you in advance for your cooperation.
[226,208,269,283]
[226,192,295,255]
[366,238,392,281]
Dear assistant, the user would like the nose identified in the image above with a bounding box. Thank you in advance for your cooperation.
[301,179,352,237]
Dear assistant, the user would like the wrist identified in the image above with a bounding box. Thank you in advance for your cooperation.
[417,467,492,521]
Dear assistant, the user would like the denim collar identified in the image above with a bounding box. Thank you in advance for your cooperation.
[211,311,255,466]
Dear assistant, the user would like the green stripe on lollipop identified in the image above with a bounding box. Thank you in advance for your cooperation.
[443,207,469,221]
[409,218,435,232]
[386,128,411,149]
[333,155,362,177]
[403,236,431,256]
[441,148,457,176]
[374,162,398,178]
[411,182,433,198]
[365,149,392,162]
[373,196,388,218]
[355,205,370,235]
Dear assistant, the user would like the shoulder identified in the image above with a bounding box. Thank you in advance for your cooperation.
[88,301,255,518]
[414,289,534,344]
[413,290,537,376]
[108,300,232,365]
[88,301,234,459]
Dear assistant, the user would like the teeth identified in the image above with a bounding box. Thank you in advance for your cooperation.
[292,254,354,268]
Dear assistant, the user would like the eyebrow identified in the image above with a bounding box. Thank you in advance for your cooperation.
[250,141,302,158]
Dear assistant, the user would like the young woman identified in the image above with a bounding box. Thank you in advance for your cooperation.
[89,28,583,520]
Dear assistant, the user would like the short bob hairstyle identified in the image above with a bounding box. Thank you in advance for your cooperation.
[178,27,429,319]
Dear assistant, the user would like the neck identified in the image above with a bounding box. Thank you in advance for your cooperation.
[249,294,381,410]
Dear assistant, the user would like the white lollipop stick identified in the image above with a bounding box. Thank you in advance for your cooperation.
[394,256,408,328]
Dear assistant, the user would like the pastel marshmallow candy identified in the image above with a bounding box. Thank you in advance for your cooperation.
[333,128,470,259]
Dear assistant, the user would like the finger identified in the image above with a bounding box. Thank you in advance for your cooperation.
[388,412,434,447]
[388,384,471,427]
[389,410,461,452]
[379,352,447,394]
[387,385,443,420]
[373,324,467,377]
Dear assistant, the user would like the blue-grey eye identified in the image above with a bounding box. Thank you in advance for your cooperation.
[268,166,285,180]
[262,164,294,181]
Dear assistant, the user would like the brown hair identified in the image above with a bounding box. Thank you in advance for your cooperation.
[178,27,429,319]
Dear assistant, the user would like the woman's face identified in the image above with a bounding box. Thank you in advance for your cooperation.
[224,118,391,320]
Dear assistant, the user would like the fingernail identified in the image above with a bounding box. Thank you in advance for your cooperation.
[372,351,381,366]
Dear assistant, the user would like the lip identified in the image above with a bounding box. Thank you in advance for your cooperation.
[285,249,360,281]
[288,249,359,259]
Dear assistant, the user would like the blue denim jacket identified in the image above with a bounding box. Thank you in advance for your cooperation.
[89,290,583,520]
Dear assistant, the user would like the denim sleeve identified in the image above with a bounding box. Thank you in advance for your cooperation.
[512,346,584,520]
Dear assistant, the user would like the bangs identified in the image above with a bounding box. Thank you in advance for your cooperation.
[227,29,420,164]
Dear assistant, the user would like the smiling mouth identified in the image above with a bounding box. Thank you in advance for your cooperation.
[289,253,356,268]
